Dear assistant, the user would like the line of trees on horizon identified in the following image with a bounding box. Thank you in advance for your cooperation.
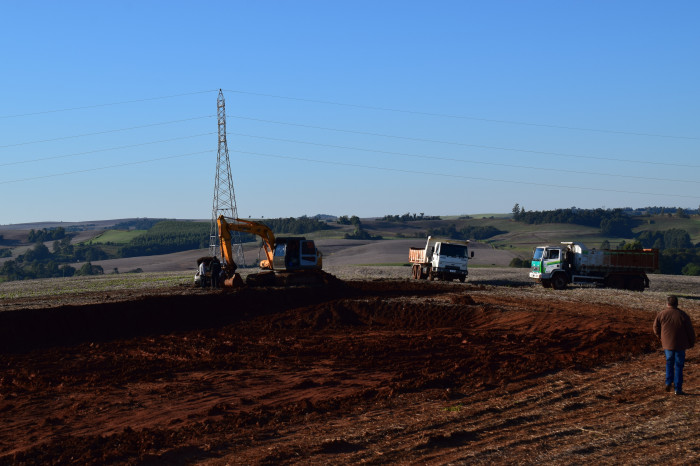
[426,224,504,241]
[382,213,442,222]
[511,205,636,237]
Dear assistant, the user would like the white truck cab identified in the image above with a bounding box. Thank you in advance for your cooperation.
[410,236,473,282]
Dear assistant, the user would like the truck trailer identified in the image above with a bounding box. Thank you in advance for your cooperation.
[409,236,473,282]
[529,242,659,291]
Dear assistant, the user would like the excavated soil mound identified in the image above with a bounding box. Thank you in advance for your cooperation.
[0,280,671,464]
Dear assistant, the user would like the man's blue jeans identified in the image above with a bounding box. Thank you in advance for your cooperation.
[665,350,686,390]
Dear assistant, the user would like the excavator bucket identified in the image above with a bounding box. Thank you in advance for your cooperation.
[223,273,245,288]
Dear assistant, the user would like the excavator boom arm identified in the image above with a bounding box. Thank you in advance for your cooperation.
[217,215,276,269]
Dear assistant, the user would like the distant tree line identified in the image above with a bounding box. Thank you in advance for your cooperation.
[426,224,504,241]
[1,256,75,281]
[337,215,361,226]
[51,236,108,262]
[341,217,382,240]
[28,227,67,243]
[636,229,693,250]
[312,214,336,221]
[0,221,206,282]
[660,250,700,276]
[512,205,636,237]
[382,213,441,222]
[627,206,698,216]
[0,241,106,281]
[260,216,332,234]
[639,229,699,276]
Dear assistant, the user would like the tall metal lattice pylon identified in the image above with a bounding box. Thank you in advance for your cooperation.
[209,89,246,266]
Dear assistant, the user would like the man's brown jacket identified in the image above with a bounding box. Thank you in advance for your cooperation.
[653,305,696,351]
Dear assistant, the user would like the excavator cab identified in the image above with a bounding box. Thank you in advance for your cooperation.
[272,237,321,271]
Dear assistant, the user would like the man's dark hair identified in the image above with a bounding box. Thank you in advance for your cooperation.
[667,295,678,307]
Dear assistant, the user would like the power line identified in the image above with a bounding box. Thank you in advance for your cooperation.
[0,115,215,149]
[4,86,695,141]
[3,127,696,187]
[0,90,218,119]
[3,143,697,200]
[2,108,696,187]
[227,131,700,185]
[0,132,215,167]
[0,150,214,185]
[227,114,700,169]
[223,88,699,141]
[6,107,694,170]
[227,149,700,200]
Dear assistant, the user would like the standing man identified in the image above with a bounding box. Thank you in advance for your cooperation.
[198,259,208,288]
[210,257,221,289]
[653,296,695,395]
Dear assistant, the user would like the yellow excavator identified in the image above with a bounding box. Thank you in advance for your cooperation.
[217,215,325,287]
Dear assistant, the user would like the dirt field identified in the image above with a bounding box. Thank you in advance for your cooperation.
[1,268,699,464]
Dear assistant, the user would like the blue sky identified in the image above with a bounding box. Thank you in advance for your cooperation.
[1,1,699,224]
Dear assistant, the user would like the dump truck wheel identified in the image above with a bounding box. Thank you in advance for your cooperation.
[412,265,420,279]
[420,266,429,280]
[628,275,645,291]
[552,273,567,290]
[605,274,624,289]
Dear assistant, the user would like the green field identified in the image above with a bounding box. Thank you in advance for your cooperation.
[631,216,700,241]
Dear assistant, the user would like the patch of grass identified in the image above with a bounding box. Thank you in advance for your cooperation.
[632,215,700,243]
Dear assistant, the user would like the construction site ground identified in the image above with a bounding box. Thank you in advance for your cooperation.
[1,268,699,464]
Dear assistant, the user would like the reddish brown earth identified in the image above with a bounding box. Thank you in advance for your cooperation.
[1,278,698,464]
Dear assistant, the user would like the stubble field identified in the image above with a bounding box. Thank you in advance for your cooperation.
[1,267,699,464]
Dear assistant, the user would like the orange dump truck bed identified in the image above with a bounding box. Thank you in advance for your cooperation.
[580,248,659,272]
[601,248,659,271]
[409,248,427,264]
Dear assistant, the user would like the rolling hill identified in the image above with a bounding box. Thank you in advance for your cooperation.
[2,212,699,277]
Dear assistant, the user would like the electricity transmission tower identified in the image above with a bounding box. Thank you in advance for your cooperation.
[209,89,246,267]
